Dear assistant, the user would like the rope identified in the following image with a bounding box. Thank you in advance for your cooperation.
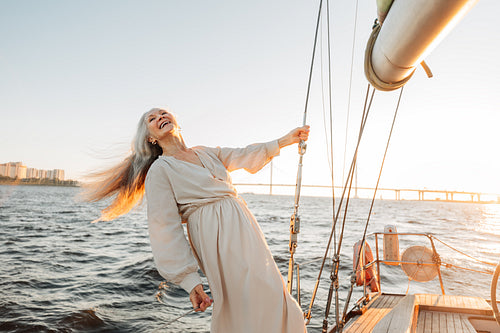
[320,0,335,202]
[441,262,494,275]
[324,1,339,329]
[319,0,336,215]
[287,0,324,295]
[299,257,327,266]
[364,21,415,92]
[153,288,201,332]
[431,236,497,267]
[326,0,336,217]
[301,0,324,126]
[336,86,374,262]
[152,307,199,332]
[358,86,404,253]
[335,85,375,332]
[341,86,404,329]
[304,84,374,326]
[341,0,360,186]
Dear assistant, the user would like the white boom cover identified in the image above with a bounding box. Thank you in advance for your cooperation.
[367,0,479,90]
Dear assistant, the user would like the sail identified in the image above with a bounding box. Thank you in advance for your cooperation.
[366,0,479,91]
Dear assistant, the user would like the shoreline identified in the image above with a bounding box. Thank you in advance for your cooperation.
[0,179,79,187]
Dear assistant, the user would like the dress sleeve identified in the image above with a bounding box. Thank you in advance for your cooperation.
[145,162,202,293]
[209,140,280,174]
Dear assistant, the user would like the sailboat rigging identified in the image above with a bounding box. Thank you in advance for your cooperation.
[283,0,499,332]
[147,0,500,331]
[287,0,324,296]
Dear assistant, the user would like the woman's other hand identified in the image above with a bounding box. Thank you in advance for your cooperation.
[189,284,213,312]
[278,125,310,148]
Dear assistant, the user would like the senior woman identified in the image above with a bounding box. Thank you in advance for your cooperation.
[86,107,309,332]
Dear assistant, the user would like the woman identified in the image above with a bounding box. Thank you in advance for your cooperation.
[86,107,309,332]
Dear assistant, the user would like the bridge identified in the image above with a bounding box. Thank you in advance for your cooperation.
[233,183,500,204]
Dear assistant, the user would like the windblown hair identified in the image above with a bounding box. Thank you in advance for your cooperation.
[83,109,164,221]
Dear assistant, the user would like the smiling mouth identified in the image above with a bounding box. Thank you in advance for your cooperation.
[160,121,171,129]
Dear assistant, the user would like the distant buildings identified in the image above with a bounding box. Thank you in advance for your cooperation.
[0,161,65,181]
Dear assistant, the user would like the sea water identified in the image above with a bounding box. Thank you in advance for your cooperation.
[1,185,499,332]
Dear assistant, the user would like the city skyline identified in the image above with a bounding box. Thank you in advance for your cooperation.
[0,161,65,181]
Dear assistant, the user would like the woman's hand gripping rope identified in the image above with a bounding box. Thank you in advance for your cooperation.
[153,282,212,331]
[278,125,310,148]
[190,284,213,312]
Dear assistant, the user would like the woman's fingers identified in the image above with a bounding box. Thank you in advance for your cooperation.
[294,125,310,143]
[196,287,212,312]
[198,295,213,312]
[189,284,213,312]
[278,125,310,148]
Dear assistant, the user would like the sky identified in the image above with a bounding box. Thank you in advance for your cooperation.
[1,0,499,197]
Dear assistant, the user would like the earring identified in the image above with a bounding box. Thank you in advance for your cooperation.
[152,140,157,145]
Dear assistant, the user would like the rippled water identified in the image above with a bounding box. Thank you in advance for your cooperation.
[1,185,499,332]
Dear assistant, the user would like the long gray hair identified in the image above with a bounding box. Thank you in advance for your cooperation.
[83,108,164,221]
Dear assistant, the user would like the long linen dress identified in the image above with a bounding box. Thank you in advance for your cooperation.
[145,140,306,332]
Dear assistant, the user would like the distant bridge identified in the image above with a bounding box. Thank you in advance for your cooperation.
[233,183,500,204]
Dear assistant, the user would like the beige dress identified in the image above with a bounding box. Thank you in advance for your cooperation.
[145,140,306,332]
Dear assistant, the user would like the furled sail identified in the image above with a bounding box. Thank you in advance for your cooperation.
[365,0,479,91]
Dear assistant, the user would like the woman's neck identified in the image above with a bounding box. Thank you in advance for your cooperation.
[159,133,189,156]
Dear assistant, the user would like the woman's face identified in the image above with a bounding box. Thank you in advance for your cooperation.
[145,109,179,142]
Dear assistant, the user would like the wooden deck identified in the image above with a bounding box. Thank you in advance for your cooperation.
[416,311,476,333]
[415,294,492,316]
[342,293,494,333]
[343,294,402,333]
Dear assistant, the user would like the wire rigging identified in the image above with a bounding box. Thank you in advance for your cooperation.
[288,1,408,331]
[341,0,361,186]
[325,0,340,328]
[328,85,375,333]
[432,236,497,267]
[304,83,374,329]
[287,0,324,295]
[340,86,404,330]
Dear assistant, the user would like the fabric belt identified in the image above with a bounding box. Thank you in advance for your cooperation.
[178,195,234,222]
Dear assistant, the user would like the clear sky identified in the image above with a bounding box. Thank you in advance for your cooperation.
[1,0,499,196]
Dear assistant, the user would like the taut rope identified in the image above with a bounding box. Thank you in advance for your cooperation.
[339,86,404,332]
[287,0,324,295]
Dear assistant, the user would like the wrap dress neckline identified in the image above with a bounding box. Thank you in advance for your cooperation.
[163,149,205,169]
[160,148,229,183]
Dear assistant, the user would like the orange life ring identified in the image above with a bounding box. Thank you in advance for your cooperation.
[353,240,379,292]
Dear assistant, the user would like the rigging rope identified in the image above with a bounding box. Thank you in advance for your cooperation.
[287,0,324,295]
[304,84,374,329]
[324,0,339,330]
[288,1,410,330]
[320,0,335,199]
[364,21,415,91]
[153,286,200,332]
[441,262,494,275]
[340,86,404,331]
[341,0,361,186]
[432,236,497,267]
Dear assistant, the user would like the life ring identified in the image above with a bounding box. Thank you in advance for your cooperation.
[491,261,500,326]
[353,240,380,292]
